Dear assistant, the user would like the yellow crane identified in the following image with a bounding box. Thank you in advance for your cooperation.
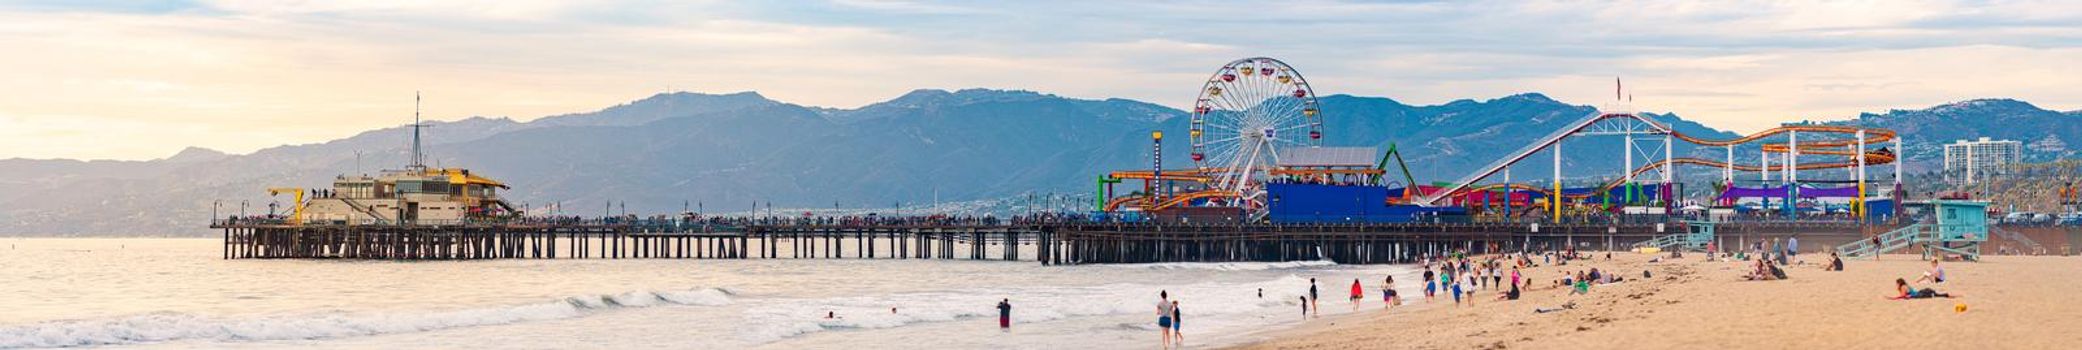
[267,187,306,226]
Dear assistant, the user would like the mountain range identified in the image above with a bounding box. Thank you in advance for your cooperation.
[2,89,2074,236]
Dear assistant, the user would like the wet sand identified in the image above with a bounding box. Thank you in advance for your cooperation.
[1234,252,2082,349]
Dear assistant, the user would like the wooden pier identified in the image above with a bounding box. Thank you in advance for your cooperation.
[216,220,1888,264]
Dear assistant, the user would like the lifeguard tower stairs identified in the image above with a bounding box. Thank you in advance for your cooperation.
[1836,200,1989,261]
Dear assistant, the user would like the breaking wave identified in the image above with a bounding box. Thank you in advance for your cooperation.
[0,288,732,349]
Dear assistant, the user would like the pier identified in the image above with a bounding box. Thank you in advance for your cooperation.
[213,219,1914,264]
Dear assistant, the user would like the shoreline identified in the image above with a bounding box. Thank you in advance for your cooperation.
[1229,253,2082,349]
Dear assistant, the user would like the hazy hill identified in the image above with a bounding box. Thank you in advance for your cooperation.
[0,90,2068,236]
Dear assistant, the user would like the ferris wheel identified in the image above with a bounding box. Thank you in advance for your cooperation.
[1188,57,1323,205]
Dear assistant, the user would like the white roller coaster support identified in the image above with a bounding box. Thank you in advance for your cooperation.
[1858,130,1868,218]
[1624,132,1633,183]
[1894,136,1903,185]
[1724,145,1734,184]
[1664,133,1674,202]
[1789,131,1799,184]
[1761,151,1771,183]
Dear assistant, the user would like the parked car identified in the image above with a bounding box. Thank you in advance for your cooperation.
[2057,213,2082,226]
[2002,212,2035,224]
[2032,213,2057,224]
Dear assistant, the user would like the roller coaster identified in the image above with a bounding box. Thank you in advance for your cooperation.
[1422,112,1900,205]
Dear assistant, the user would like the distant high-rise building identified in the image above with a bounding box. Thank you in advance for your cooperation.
[1943,137,2022,185]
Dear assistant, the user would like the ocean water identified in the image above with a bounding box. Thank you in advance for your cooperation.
[0,238,1429,349]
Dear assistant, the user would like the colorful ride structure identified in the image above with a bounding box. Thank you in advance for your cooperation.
[1097,57,1459,223]
[1418,106,1903,223]
[1099,57,1331,220]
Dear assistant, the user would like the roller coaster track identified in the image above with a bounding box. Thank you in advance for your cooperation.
[1457,151,1897,201]
[1421,112,1897,205]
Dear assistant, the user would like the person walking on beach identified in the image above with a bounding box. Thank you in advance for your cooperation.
[1788,236,1799,258]
[1350,278,1364,308]
[1382,276,1399,308]
[1446,267,1463,306]
[1423,267,1437,301]
[1157,291,1174,348]
[997,299,1012,329]
[1491,264,1503,290]
[1510,266,1522,290]
[1171,300,1184,344]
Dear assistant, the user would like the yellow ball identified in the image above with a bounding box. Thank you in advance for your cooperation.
[1954,303,1967,313]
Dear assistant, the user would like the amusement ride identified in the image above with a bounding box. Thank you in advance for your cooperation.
[1100,57,1367,220]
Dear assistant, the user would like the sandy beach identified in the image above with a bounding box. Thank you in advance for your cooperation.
[1235,252,2082,349]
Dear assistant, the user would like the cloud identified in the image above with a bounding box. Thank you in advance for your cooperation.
[0,0,2076,160]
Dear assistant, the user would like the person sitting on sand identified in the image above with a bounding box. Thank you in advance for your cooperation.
[1745,258,1776,281]
[1497,279,1522,301]
[1914,259,1946,284]
[1826,251,1845,271]
[1890,278,1959,300]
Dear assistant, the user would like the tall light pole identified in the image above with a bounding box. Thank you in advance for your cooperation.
[1150,130,1164,198]
[1552,137,1563,223]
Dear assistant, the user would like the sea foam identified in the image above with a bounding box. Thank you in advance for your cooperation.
[732,276,1311,345]
[0,288,732,349]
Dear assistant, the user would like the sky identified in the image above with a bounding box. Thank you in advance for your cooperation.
[1,0,2077,161]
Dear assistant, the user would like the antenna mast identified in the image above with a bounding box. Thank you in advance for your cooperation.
[409,91,429,172]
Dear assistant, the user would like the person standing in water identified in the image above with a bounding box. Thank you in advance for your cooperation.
[996,299,1012,329]
[1308,278,1320,317]
[1299,296,1309,318]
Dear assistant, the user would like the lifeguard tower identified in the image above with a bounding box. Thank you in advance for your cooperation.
[1633,220,1717,253]
[1836,200,1988,261]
